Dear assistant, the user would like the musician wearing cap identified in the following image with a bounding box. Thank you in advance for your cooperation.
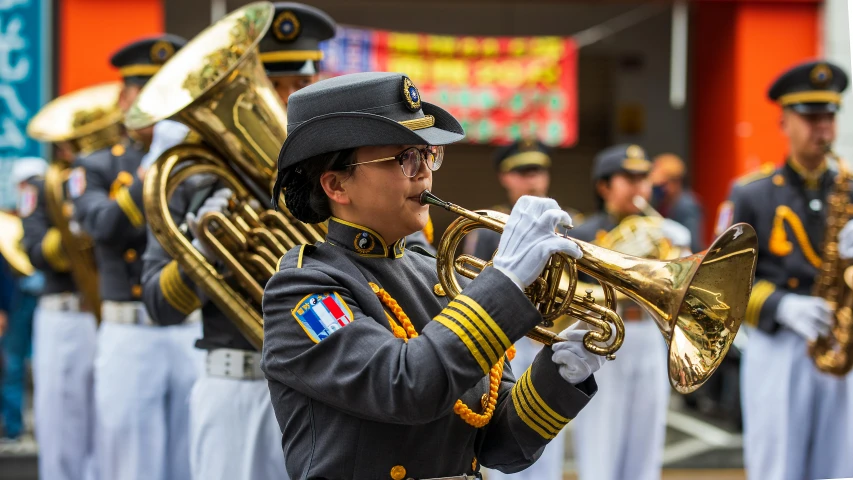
[567,144,690,480]
[256,2,335,103]
[717,60,853,479]
[465,139,560,260]
[139,4,336,480]
[260,71,608,479]
[69,35,205,480]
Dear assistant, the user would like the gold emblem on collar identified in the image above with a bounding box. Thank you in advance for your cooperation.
[354,231,376,254]
[273,11,301,42]
[150,40,175,64]
[402,77,422,112]
[810,64,833,88]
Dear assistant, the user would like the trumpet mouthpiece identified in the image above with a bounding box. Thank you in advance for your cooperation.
[420,189,443,207]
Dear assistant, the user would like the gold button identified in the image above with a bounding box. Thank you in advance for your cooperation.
[787,277,799,289]
[131,284,142,298]
[124,249,137,262]
[111,144,126,157]
[434,284,446,296]
[773,174,785,186]
[390,465,406,480]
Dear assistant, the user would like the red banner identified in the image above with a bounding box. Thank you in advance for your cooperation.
[321,27,578,147]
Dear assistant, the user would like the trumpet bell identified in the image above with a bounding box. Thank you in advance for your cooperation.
[422,190,759,394]
[656,225,757,393]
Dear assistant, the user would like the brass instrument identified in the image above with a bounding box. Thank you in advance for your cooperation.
[810,146,853,375]
[594,196,682,260]
[26,82,123,321]
[0,211,35,276]
[124,2,323,349]
[421,190,759,394]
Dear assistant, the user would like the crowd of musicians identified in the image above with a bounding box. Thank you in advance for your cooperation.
[1,1,852,479]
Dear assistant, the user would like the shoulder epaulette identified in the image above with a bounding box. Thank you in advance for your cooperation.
[287,244,318,270]
[735,163,777,186]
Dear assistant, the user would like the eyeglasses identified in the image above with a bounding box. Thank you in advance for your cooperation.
[348,145,444,178]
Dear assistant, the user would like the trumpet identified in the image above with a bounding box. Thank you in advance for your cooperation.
[421,190,758,394]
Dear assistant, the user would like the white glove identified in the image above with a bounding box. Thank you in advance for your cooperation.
[776,293,832,342]
[493,196,582,290]
[140,120,190,172]
[839,219,853,260]
[660,218,692,248]
[185,188,233,261]
[551,323,606,384]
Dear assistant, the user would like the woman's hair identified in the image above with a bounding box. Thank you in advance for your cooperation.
[281,148,356,224]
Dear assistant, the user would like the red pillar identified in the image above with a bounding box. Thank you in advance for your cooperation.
[692,0,819,243]
[59,0,165,94]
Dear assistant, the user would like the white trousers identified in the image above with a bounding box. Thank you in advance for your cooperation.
[487,338,566,480]
[741,327,853,480]
[32,304,98,480]
[572,319,669,480]
[189,374,288,480]
[95,320,204,480]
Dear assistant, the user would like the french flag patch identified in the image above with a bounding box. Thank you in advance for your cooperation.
[292,292,354,343]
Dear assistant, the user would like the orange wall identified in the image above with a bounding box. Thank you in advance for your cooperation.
[59,0,164,94]
[692,0,818,243]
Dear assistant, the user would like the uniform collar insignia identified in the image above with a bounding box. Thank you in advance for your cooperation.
[327,217,406,259]
[786,158,827,190]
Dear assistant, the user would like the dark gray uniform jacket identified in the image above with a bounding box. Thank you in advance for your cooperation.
[721,161,843,334]
[71,142,148,302]
[20,175,77,295]
[141,175,254,350]
[262,218,597,479]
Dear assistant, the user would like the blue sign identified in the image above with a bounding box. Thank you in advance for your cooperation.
[0,0,49,209]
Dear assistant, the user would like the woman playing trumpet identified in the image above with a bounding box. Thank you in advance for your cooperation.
[261,72,606,479]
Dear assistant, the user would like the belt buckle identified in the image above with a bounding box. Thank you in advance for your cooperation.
[242,352,261,380]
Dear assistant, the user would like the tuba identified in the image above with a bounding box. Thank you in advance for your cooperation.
[810,146,853,375]
[124,2,323,349]
[26,81,124,322]
[421,190,759,394]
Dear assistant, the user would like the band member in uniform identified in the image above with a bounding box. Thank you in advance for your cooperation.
[650,153,704,252]
[468,140,567,480]
[140,4,335,479]
[719,60,853,480]
[69,35,202,480]
[263,72,605,479]
[17,154,98,480]
[568,144,690,480]
[465,139,557,261]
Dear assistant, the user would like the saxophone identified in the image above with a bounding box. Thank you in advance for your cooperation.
[810,145,853,375]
